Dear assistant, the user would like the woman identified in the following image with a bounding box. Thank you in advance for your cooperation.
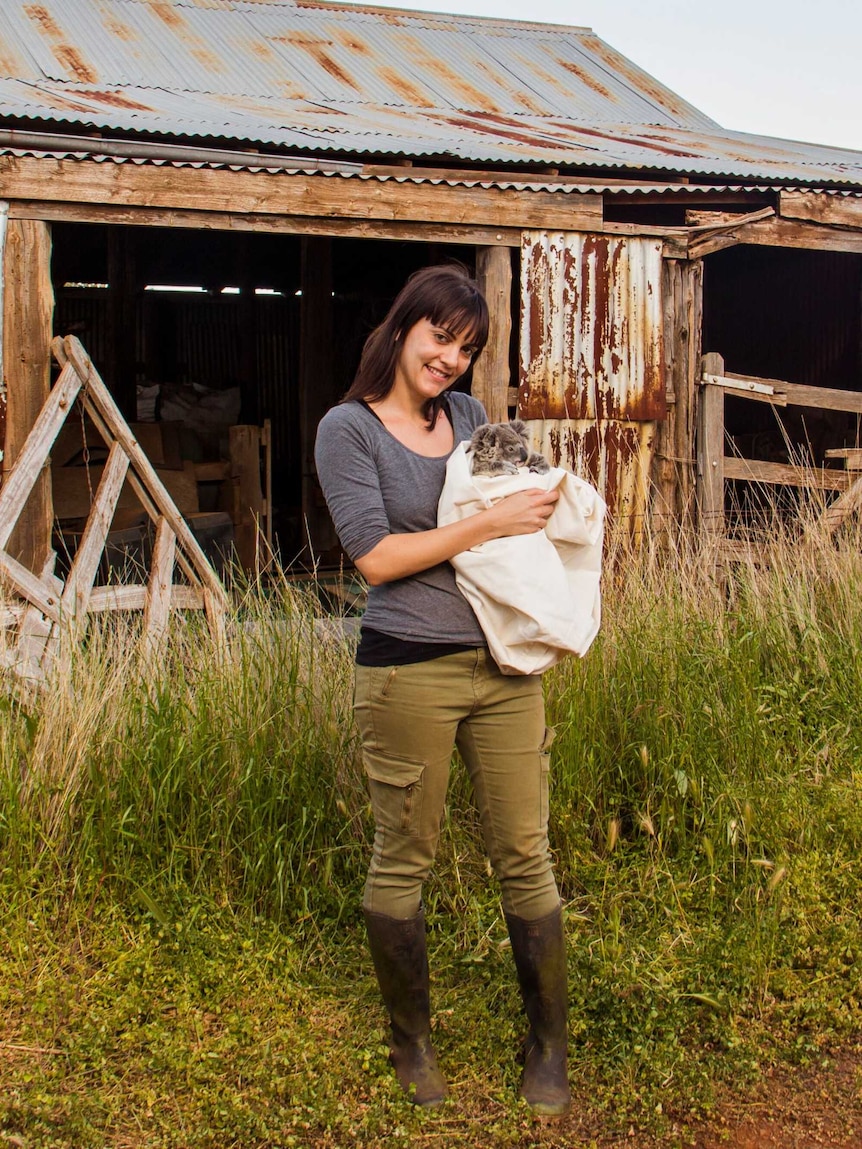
[314,264,570,1116]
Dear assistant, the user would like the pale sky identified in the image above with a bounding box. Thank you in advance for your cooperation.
[355,0,862,154]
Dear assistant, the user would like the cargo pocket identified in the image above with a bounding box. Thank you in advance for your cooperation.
[364,749,426,838]
[539,727,555,829]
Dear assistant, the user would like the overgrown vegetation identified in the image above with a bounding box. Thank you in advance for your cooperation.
[1,523,861,1147]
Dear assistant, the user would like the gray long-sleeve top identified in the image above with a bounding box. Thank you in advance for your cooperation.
[314,392,488,644]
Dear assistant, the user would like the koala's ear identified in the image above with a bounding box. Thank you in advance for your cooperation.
[510,419,528,441]
[470,423,492,448]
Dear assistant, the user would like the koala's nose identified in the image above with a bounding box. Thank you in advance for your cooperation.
[518,444,528,462]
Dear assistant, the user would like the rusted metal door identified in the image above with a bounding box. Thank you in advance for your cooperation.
[519,231,664,535]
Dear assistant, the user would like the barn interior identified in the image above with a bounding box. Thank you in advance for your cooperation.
[50,221,486,576]
[49,220,862,572]
[701,245,862,527]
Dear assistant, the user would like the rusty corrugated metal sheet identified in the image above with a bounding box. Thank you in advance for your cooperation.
[0,0,716,124]
[519,231,663,523]
[1,0,861,186]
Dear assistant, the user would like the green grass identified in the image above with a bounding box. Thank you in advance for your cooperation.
[1,530,861,1146]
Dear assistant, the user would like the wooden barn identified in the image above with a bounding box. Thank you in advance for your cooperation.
[3,0,862,586]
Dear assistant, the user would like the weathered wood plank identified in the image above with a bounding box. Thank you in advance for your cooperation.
[88,584,204,612]
[0,549,62,623]
[690,217,862,260]
[724,372,862,415]
[9,199,526,248]
[0,361,81,550]
[60,442,130,619]
[2,218,55,570]
[724,456,849,491]
[825,447,862,470]
[472,246,512,424]
[779,190,862,229]
[0,156,603,232]
[143,517,176,643]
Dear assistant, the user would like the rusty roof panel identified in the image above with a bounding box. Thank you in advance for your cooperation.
[519,231,665,424]
[0,0,860,186]
[0,0,716,120]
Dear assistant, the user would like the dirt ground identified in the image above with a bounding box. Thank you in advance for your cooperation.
[689,1048,862,1149]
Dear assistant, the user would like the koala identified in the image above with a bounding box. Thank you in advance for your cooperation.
[468,420,550,477]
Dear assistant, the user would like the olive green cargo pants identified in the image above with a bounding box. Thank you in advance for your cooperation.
[354,648,560,921]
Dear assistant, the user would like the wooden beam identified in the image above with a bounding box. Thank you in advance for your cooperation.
[60,441,130,620]
[779,190,862,229]
[0,155,603,233]
[472,247,512,424]
[689,216,862,260]
[144,516,176,645]
[724,372,862,414]
[88,583,204,612]
[723,456,849,491]
[2,218,54,571]
[6,198,703,258]
[8,200,525,248]
[0,361,81,549]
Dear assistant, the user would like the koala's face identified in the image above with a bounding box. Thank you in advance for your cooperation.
[469,420,530,474]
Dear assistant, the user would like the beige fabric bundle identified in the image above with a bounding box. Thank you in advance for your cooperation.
[438,441,606,675]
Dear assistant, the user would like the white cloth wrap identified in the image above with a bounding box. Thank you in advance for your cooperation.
[437,441,606,675]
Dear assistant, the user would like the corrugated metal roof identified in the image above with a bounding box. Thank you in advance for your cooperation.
[0,0,860,187]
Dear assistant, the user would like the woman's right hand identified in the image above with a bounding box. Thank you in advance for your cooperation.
[485,487,559,537]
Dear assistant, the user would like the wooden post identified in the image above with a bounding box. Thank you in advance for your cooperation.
[298,235,338,561]
[696,352,725,540]
[472,246,512,423]
[2,218,54,572]
[653,259,703,532]
[229,424,264,572]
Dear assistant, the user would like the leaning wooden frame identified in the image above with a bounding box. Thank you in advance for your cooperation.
[0,334,228,685]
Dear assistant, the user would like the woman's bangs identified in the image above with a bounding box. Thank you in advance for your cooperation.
[429,299,489,351]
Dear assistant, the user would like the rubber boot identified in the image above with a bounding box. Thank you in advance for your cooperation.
[505,906,572,1117]
[363,907,448,1107]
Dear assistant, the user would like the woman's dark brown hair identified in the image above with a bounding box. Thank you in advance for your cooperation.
[342,263,489,427]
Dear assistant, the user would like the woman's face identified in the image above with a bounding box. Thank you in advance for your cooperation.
[393,317,479,405]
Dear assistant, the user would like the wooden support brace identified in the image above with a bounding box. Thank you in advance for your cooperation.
[144,517,177,645]
[59,336,228,608]
[0,361,81,550]
[60,442,131,621]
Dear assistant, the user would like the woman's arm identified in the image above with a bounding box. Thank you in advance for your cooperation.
[355,487,559,586]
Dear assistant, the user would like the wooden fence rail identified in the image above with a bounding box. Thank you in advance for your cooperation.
[696,352,862,543]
